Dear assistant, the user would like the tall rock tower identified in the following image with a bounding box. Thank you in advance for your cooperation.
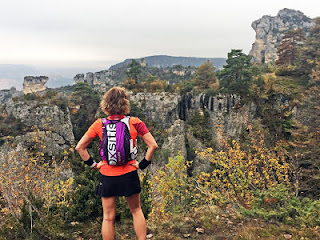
[249,8,314,63]
[23,76,48,95]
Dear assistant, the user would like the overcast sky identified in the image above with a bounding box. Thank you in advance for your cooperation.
[0,0,319,69]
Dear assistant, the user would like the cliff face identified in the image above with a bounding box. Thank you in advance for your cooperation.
[130,92,181,128]
[130,92,255,137]
[130,92,258,173]
[23,76,49,94]
[0,91,75,161]
[0,88,300,175]
[179,93,257,138]
[0,87,22,104]
[73,70,116,92]
[5,102,74,144]
[249,8,314,63]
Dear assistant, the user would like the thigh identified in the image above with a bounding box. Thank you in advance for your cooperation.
[101,196,116,219]
[125,193,141,212]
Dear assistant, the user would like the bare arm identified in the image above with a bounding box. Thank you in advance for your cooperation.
[141,132,158,161]
[75,134,105,168]
[131,132,158,169]
[75,134,93,160]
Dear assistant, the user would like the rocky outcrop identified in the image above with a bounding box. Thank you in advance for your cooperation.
[74,73,84,84]
[130,91,256,142]
[86,72,94,85]
[1,95,75,161]
[130,92,181,128]
[186,131,210,174]
[161,119,187,160]
[23,76,49,94]
[0,87,22,104]
[249,8,315,63]
[179,93,256,139]
[4,101,74,145]
[130,91,257,172]
[0,131,71,158]
[73,70,116,92]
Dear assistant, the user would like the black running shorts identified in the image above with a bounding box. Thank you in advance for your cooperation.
[96,170,141,197]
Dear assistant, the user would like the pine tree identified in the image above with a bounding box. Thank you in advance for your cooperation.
[286,86,320,198]
[195,60,218,89]
[296,17,320,79]
[311,60,320,84]
[69,82,100,141]
[276,28,305,66]
[217,49,252,95]
[126,59,142,83]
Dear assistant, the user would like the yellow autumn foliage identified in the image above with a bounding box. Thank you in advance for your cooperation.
[0,127,73,217]
[196,125,295,208]
[150,153,195,219]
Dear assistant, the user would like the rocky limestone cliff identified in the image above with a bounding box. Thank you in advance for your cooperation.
[0,87,22,104]
[130,92,181,128]
[161,119,187,160]
[73,70,116,92]
[1,93,75,160]
[249,8,315,63]
[23,76,49,95]
[130,92,257,173]
[179,93,257,139]
[0,131,71,160]
[130,91,257,144]
[5,102,74,144]
[74,73,85,84]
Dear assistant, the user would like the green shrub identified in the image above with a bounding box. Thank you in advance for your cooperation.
[140,170,152,218]
[240,185,320,227]
[180,80,195,94]
[45,89,58,98]
[275,65,297,76]
[23,93,40,101]
[70,152,102,221]
[186,110,213,147]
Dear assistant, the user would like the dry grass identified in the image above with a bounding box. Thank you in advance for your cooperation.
[72,205,320,240]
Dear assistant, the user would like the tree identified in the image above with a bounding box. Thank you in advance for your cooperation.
[306,18,320,84]
[69,82,100,141]
[296,17,320,79]
[126,59,142,83]
[217,49,253,94]
[194,60,218,89]
[310,60,320,84]
[285,86,320,198]
[276,29,305,66]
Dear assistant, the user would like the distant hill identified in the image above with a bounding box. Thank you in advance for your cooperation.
[110,55,226,70]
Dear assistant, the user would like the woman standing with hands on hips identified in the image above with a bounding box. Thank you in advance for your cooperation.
[75,87,158,240]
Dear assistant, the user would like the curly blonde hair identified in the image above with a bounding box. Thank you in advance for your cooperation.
[100,87,130,115]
